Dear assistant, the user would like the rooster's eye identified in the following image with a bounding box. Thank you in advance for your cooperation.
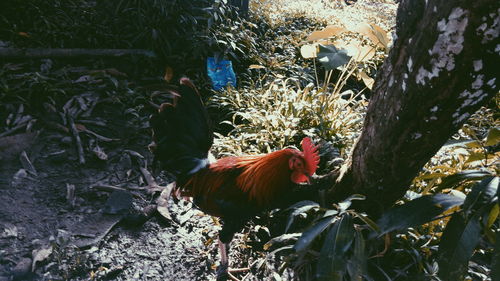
[289,157,305,170]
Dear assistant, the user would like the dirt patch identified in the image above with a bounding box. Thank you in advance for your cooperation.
[0,62,271,281]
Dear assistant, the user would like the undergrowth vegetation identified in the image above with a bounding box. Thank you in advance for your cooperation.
[210,79,367,157]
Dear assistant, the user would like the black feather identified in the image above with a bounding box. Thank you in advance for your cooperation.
[150,79,213,183]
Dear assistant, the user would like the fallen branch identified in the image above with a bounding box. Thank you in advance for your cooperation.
[140,167,160,190]
[67,115,85,164]
[20,151,37,176]
[0,123,27,138]
[80,126,119,142]
[90,184,144,199]
[0,47,156,59]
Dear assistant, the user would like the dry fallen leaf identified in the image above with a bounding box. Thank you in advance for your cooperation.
[352,23,389,49]
[358,70,375,90]
[32,245,53,272]
[300,44,318,59]
[248,64,266,69]
[164,66,174,82]
[306,25,347,41]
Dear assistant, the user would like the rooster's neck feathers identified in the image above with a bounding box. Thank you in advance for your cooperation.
[234,149,300,206]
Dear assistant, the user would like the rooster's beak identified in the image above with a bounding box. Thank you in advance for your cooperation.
[306,175,312,184]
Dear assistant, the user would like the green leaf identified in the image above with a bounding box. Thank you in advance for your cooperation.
[347,228,367,281]
[263,233,301,250]
[352,211,380,233]
[317,44,351,71]
[487,203,499,229]
[435,170,493,191]
[337,194,366,212]
[485,127,500,146]
[377,194,464,235]
[492,228,500,281]
[285,200,320,232]
[462,176,499,213]
[316,214,355,281]
[294,215,336,252]
[437,212,481,281]
[442,139,479,149]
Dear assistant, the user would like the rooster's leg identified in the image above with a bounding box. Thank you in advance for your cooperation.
[217,219,249,281]
[216,239,248,281]
[216,239,231,281]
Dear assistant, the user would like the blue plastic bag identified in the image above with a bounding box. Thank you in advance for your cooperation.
[207,57,236,90]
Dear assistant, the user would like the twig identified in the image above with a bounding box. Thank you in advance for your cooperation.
[0,122,28,138]
[42,121,69,133]
[19,151,37,176]
[77,119,107,127]
[229,268,250,273]
[228,272,239,281]
[66,183,76,207]
[124,150,145,159]
[90,184,128,192]
[90,184,144,199]
[81,127,119,142]
[67,115,85,164]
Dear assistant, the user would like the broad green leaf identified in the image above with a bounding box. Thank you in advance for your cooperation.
[377,194,465,235]
[316,214,355,281]
[352,211,380,233]
[442,139,479,149]
[285,200,319,211]
[485,127,500,146]
[487,203,499,229]
[294,215,336,252]
[464,151,486,164]
[285,200,320,232]
[323,209,339,218]
[435,170,493,191]
[492,229,500,280]
[463,176,498,213]
[485,203,499,243]
[317,44,351,71]
[347,228,367,281]
[263,233,301,250]
[415,172,448,180]
[438,212,481,281]
[337,194,366,212]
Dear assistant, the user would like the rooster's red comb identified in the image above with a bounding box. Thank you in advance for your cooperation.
[301,137,320,176]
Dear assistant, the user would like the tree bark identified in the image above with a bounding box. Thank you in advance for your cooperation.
[328,0,499,217]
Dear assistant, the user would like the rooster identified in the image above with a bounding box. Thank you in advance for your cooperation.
[149,78,320,280]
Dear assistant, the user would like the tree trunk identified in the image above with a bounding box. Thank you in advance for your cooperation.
[328,0,499,217]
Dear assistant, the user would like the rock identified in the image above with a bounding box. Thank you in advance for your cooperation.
[11,257,32,280]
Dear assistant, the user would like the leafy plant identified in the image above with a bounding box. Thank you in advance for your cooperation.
[300,23,389,91]
[209,78,366,157]
[274,174,498,281]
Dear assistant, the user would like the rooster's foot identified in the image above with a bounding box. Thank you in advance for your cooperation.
[216,263,249,281]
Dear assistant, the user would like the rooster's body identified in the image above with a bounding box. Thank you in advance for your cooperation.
[149,78,319,280]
